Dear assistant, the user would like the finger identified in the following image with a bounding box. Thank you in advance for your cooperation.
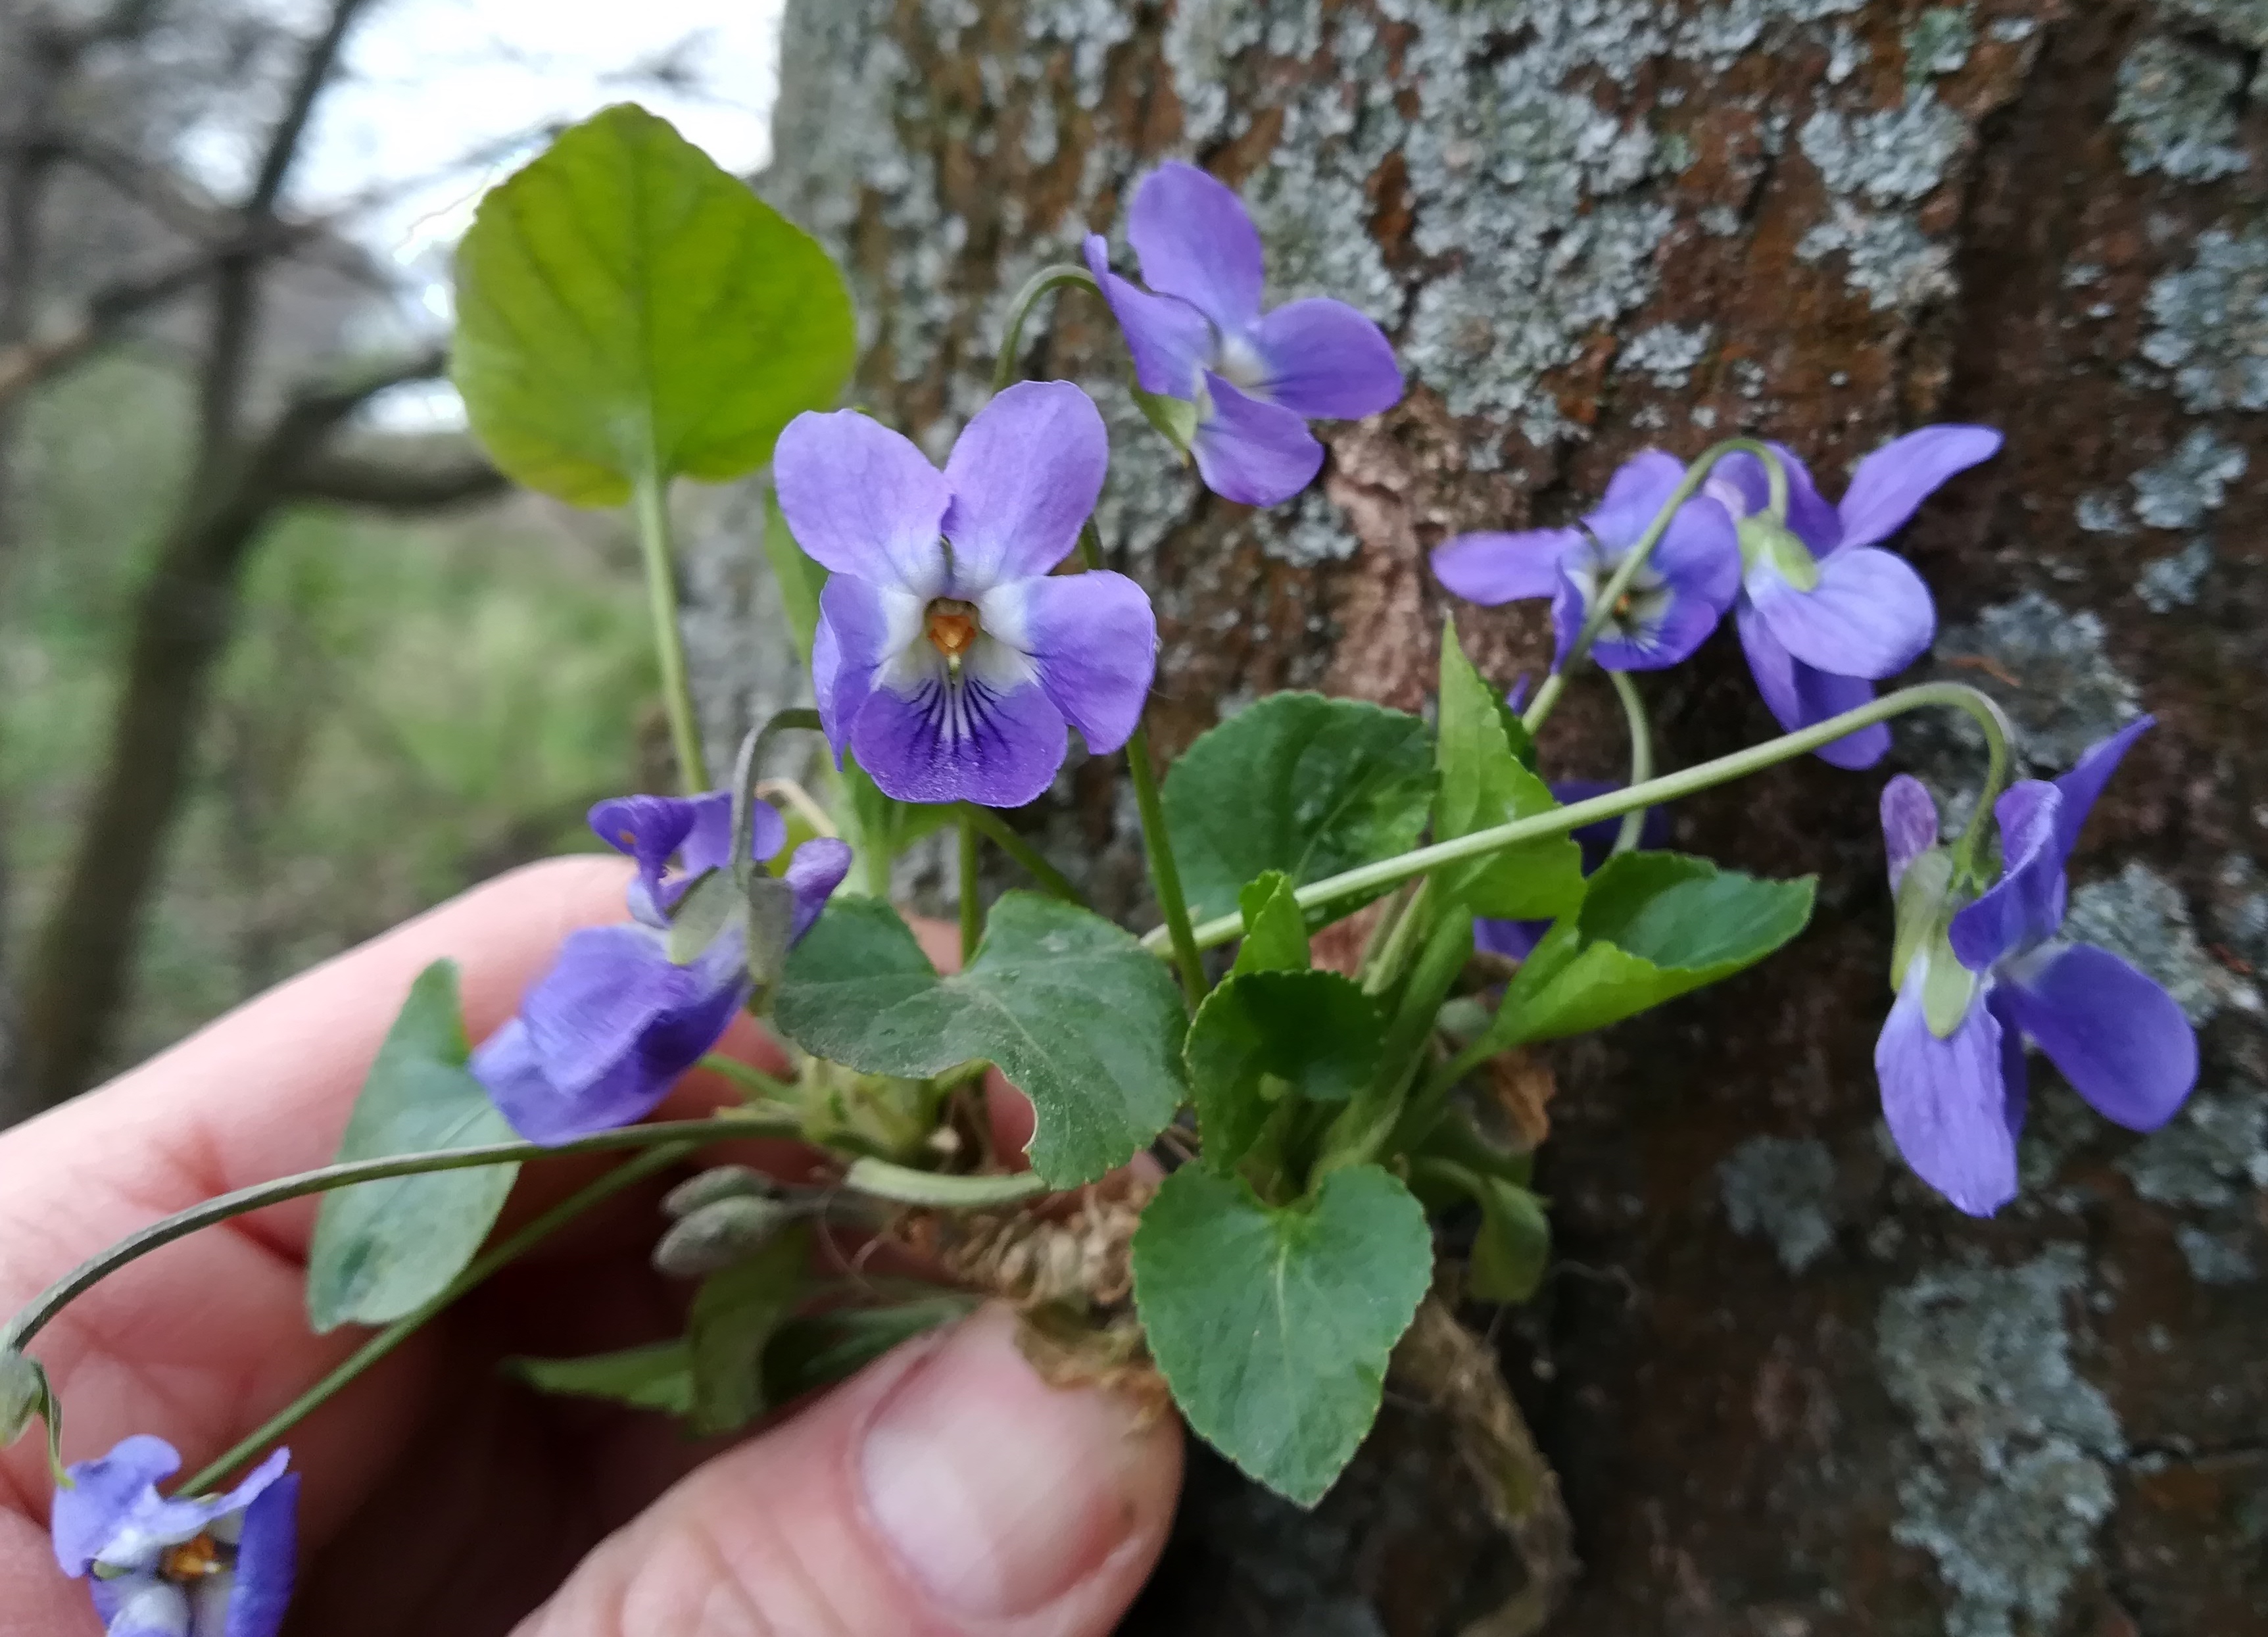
[516,1304,1181,1637]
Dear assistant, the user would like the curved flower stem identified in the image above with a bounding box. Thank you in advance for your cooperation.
[992,264,1101,394]
[957,806,984,964]
[633,470,712,793]
[842,1157,1049,1208]
[1518,437,1781,737]
[963,805,1086,905]
[1360,880,1432,998]
[1608,669,1654,855]
[1151,681,2017,955]
[180,1142,696,1497]
[0,1109,1057,1365]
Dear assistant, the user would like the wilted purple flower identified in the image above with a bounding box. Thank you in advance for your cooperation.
[1082,162,1403,507]
[1432,451,1741,672]
[51,1436,298,1637]
[776,381,1157,808]
[475,793,852,1144]
[1706,427,1998,768]
[1873,718,2196,1215]
[1473,779,1672,961]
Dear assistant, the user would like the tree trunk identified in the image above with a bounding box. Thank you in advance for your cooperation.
[749,2,2268,1630]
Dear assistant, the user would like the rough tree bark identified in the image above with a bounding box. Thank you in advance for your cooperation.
[730,1,2268,1631]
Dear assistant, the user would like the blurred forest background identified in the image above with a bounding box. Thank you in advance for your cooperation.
[0,0,784,1119]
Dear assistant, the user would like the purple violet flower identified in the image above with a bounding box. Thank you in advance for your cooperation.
[1473,779,1672,961]
[1873,718,2197,1216]
[776,380,1158,808]
[1082,161,1403,507]
[1705,427,1999,768]
[1432,451,1741,672]
[51,1436,298,1637]
[473,793,852,1144]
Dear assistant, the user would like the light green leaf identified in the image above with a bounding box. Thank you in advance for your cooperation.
[688,1224,812,1436]
[510,1342,694,1416]
[1186,970,1385,1171]
[1163,694,1435,925]
[761,481,830,660]
[774,894,1188,1185]
[1230,871,1311,977]
[1132,1163,1434,1507]
[452,103,856,505]
[306,962,518,1333]
[1467,1175,1550,1303]
[763,1298,975,1405]
[1499,852,1815,1044]
[1434,618,1585,920]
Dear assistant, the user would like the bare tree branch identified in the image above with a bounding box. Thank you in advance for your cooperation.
[287,440,505,512]
[246,0,381,220]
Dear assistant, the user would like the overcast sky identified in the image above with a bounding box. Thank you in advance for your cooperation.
[185,0,788,422]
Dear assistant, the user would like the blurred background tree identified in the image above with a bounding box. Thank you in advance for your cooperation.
[0,0,779,1116]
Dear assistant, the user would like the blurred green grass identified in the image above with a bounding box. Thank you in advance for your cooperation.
[2,354,653,1073]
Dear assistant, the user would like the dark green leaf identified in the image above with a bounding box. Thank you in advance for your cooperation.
[1499,852,1814,1044]
[509,1342,694,1416]
[306,962,518,1333]
[1231,871,1311,977]
[763,1298,976,1405]
[453,104,856,505]
[775,894,1188,1185]
[761,481,829,660]
[1163,694,1435,926]
[1433,618,1585,920]
[687,1224,812,1436]
[1132,1163,1434,1507]
[1186,971,1385,1171]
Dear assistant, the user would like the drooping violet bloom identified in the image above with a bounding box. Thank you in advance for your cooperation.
[1473,779,1672,961]
[1432,451,1741,672]
[473,793,852,1144]
[1873,718,2197,1215]
[1706,427,1999,768]
[51,1436,298,1637]
[776,381,1158,808]
[1082,161,1403,507]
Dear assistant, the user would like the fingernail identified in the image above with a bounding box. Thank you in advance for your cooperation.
[859,1306,1150,1618]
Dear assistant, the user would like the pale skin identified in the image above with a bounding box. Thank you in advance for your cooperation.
[0,857,1182,1636]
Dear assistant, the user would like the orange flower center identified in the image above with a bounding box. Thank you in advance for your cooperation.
[926,599,980,659]
[159,1533,225,1582]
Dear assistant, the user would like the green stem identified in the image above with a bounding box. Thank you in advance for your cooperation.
[957,805,983,964]
[992,264,1101,393]
[0,1102,1067,1362]
[1608,668,1654,855]
[633,471,711,793]
[842,1157,1050,1208]
[1360,879,1432,998]
[1128,720,1207,1009]
[181,1143,694,1496]
[1150,681,2015,956]
[963,806,1085,905]
[1520,437,1779,736]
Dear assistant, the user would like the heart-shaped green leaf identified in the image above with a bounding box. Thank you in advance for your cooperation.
[773,894,1188,1186]
[1185,969,1385,1171]
[306,962,518,1332]
[1433,618,1585,919]
[453,104,856,505]
[1498,852,1815,1044]
[1133,1163,1434,1506]
[1163,693,1435,926]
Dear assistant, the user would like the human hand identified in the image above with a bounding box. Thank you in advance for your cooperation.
[0,857,1181,1636]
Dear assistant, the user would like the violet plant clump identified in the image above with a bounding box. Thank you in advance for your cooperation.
[1,107,2204,1627]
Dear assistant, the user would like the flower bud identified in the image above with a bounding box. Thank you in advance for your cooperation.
[653,1195,800,1279]
[0,1351,41,1447]
[662,1164,782,1219]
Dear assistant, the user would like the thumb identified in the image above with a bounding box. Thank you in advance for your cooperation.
[516,1305,1182,1636]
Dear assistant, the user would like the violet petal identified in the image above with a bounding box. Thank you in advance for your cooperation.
[1127,161,1265,332]
[1191,373,1324,506]
[1874,969,2020,1217]
[1084,237,1211,401]
[941,380,1109,587]
[773,410,952,587]
[1747,543,1935,679]
[985,570,1158,755]
[2004,942,2197,1131]
[1432,529,1576,606]
[1836,424,2002,549]
[1948,781,2065,971]
[1735,604,1890,768]
[852,665,1069,809]
[1880,775,1941,891]
[1247,297,1403,420]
